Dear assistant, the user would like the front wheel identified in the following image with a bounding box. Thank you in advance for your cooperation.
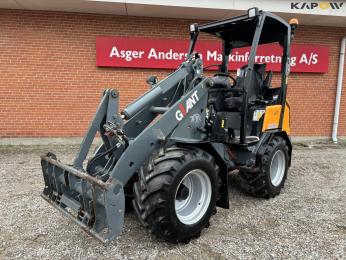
[132,146,219,243]
[240,136,289,198]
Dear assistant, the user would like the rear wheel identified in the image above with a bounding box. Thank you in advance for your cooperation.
[132,146,219,243]
[239,136,289,198]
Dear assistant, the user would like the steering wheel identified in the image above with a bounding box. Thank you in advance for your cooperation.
[214,72,236,86]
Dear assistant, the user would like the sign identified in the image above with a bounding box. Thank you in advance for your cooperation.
[290,2,344,10]
[96,36,329,73]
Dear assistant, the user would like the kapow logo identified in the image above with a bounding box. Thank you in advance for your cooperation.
[291,2,344,9]
[175,90,199,121]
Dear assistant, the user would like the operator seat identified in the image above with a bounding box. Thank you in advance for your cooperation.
[207,73,233,111]
[262,70,280,102]
[211,72,233,88]
[223,63,267,111]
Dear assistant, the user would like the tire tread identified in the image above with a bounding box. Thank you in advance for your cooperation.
[239,136,289,198]
[133,146,218,243]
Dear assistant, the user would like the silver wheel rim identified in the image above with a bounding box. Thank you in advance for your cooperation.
[270,149,286,187]
[175,169,212,225]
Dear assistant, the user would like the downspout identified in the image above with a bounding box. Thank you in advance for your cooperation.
[332,36,346,144]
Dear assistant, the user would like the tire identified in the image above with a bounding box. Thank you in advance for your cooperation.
[132,146,219,243]
[239,136,289,198]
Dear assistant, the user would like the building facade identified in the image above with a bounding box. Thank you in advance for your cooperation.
[0,1,345,138]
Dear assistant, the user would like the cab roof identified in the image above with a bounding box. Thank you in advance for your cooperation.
[198,11,290,48]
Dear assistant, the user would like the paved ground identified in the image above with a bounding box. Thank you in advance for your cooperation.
[0,143,345,259]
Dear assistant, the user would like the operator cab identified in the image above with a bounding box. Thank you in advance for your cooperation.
[188,8,297,145]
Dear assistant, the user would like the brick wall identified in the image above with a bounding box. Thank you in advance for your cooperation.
[0,9,345,137]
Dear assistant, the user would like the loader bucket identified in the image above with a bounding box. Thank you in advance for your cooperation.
[40,153,125,244]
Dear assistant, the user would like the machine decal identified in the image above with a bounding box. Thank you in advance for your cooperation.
[253,109,265,121]
[175,90,199,121]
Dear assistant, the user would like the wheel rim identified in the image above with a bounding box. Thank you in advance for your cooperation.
[175,169,212,225]
[270,149,286,187]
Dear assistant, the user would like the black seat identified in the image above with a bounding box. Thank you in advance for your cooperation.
[263,70,273,89]
[211,73,233,89]
[223,96,243,111]
[262,70,280,102]
[223,63,267,111]
[208,74,232,111]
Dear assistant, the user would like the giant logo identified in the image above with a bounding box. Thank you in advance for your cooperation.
[175,90,199,121]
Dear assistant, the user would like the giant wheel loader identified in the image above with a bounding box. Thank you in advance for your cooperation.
[40,8,298,243]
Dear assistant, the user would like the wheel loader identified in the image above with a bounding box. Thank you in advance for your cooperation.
[40,8,298,244]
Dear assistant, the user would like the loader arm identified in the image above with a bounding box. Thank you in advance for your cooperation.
[110,78,208,184]
[40,58,206,243]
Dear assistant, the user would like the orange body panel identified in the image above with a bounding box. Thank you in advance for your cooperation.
[261,103,290,135]
[262,105,282,131]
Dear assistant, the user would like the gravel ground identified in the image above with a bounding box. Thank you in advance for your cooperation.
[0,143,345,259]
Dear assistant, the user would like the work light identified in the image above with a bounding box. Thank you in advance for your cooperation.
[248,7,259,18]
[190,23,198,33]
